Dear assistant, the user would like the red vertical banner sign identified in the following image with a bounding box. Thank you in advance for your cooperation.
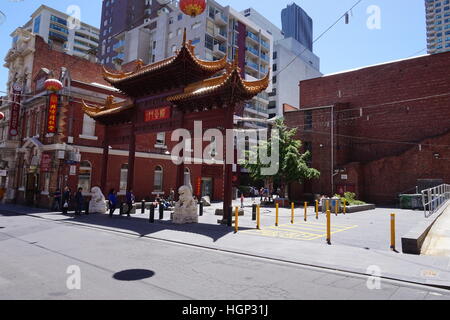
[196,177,202,197]
[47,93,58,133]
[8,83,22,137]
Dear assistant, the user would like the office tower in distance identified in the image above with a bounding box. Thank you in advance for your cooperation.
[425,0,450,54]
[17,5,100,61]
[281,2,313,52]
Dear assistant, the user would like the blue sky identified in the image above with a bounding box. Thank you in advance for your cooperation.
[0,0,426,94]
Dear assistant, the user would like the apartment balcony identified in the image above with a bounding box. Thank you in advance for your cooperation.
[213,43,227,56]
[215,28,227,41]
[215,12,228,26]
[113,40,125,52]
[260,53,270,63]
[261,39,270,50]
[247,31,260,44]
[246,46,259,58]
[245,60,259,72]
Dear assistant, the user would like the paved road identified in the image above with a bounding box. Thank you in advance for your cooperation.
[1,210,450,300]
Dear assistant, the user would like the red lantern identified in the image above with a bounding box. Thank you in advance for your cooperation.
[44,79,63,92]
[0,112,4,121]
[179,0,206,17]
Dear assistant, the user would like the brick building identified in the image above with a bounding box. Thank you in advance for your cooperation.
[5,33,225,209]
[284,51,450,205]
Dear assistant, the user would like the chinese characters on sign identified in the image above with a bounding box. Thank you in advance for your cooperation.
[8,83,22,137]
[47,93,58,133]
[40,154,52,172]
[144,106,171,122]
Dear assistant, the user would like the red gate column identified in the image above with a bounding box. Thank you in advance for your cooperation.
[100,140,109,193]
[222,104,234,225]
[175,112,185,199]
[127,125,136,191]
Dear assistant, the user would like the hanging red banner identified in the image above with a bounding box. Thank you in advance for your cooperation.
[40,154,52,172]
[144,106,171,122]
[8,83,22,137]
[47,93,58,133]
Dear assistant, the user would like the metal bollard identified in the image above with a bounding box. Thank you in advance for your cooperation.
[256,205,261,230]
[335,200,339,216]
[227,207,232,227]
[234,207,239,233]
[315,200,319,219]
[85,201,89,215]
[304,202,308,222]
[119,203,124,215]
[141,200,145,214]
[343,201,347,215]
[326,200,330,212]
[291,202,294,224]
[159,203,164,220]
[326,210,331,245]
[275,203,279,227]
[390,213,396,251]
[252,204,257,221]
[149,204,155,223]
[199,202,203,216]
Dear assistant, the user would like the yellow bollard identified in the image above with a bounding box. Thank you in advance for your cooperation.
[326,200,330,212]
[315,200,319,219]
[234,207,239,233]
[304,202,308,222]
[326,210,331,245]
[275,203,279,226]
[256,205,261,230]
[390,213,396,251]
[335,200,338,216]
[291,203,294,224]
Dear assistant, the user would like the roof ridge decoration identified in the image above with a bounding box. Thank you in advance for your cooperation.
[103,28,227,85]
[82,95,132,119]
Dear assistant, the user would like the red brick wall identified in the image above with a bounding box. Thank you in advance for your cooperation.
[285,51,450,204]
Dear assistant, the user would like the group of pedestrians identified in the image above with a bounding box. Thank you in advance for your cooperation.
[52,186,87,215]
[107,189,135,218]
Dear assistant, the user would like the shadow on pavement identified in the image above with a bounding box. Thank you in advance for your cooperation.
[54,212,252,243]
[113,269,155,281]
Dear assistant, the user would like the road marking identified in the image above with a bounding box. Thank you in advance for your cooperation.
[241,222,358,241]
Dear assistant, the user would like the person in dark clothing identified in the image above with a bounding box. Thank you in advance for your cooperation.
[52,189,62,211]
[74,187,84,215]
[62,187,71,215]
[123,189,135,217]
[108,189,117,217]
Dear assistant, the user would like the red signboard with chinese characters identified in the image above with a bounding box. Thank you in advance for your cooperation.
[196,177,202,197]
[8,83,22,137]
[47,93,58,133]
[144,106,171,122]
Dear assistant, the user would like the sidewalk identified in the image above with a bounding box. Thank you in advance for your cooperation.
[422,205,450,257]
[2,201,450,288]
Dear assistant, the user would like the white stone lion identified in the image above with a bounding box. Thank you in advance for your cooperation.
[172,185,198,224]
[89,186,107,214]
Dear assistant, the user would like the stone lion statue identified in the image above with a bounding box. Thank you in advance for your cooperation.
[172,185,198,224]
[89,186,107,214]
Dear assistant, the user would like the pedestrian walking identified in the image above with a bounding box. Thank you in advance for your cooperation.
[52,189,62,211]
[62,186,71,215]
[259,187,264,202]
[74,187,84,215]
[123,189,135,217]
[108,189,117,217]
[241,192,244,208]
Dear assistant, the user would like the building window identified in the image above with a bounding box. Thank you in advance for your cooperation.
[154,166,163,191]
[120,164,128,192]
[43,172,50,192]
[304,110,313,131]
[273,51,277,60]
[273,63,277,71]
[78,161,92,193]
[272,76,277,84]
[178,14,183,21]
[192,22,201,29]
[82,114,96,137]
[34,15,41,34]
[156,132,165,146]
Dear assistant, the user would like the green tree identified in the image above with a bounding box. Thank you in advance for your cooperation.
[243,119,320,199]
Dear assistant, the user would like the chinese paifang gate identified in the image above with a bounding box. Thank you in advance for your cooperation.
[82,29,269,223]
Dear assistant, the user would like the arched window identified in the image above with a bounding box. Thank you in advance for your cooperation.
[184,168,191,187]
[154,166,163,192]
[78,161,91,193]
[119,164,128,192]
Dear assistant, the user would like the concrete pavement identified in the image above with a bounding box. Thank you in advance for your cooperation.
[422,205,450,257]
[1,207,450,300]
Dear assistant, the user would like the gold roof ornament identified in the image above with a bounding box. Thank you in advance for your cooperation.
[103,29,227,85]
[81,95,133,119]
